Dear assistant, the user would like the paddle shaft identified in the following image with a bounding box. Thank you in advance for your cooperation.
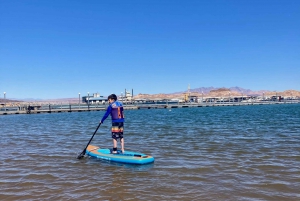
[77,123,101,159]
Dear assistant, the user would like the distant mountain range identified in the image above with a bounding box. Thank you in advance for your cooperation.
[1,87,299,103]
[176,86,271,96]
[134,87,300,100]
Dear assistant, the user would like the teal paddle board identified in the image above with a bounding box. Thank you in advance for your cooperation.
[86,145,155,165]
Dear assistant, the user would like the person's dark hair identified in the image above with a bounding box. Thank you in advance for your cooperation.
[108,94,117,101]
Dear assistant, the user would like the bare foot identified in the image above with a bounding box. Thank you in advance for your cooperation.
[121,149,125,153]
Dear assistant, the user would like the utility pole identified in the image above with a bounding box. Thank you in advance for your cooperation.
[188,84,190,103]
[4,92,6,111]
[88,92,90,110]
[79,93,81,109]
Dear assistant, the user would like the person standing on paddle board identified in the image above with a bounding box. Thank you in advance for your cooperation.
[100,94,125,154]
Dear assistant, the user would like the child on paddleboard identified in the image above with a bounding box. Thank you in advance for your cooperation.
[100,94,125,154]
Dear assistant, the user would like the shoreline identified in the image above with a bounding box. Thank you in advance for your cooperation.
[1,101,299,115]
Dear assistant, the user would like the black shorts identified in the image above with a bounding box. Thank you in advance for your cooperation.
[111,122,124,140]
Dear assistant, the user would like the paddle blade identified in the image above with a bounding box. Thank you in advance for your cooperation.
[77,149,86,159]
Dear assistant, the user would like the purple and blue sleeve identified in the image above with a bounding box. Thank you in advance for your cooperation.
[101,105,112,123]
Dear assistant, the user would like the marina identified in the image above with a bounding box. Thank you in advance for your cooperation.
[0,100,299,115]
[2,89,300,116]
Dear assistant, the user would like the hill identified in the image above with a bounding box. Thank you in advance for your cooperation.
[134,87,300,99]
[2,87,300,103]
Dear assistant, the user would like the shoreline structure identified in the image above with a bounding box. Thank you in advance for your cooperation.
[1,88,300,115]
[1,100,299,115]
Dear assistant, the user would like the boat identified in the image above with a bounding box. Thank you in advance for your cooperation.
[86,145,155,165]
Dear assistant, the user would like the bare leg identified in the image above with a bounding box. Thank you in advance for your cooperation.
[120,138,124,153]
[112,139,117,153]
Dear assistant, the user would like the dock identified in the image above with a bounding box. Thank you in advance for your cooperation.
[0,100,299,115]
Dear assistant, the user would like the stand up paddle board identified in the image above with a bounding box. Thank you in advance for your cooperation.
[86,145,155,165]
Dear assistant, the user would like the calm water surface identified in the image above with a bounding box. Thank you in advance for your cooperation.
[1,104,300,201]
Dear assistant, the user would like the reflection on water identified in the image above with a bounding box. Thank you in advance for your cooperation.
[1,104,300,200]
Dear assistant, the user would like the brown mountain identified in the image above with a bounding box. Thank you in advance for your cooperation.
[134,87,300,99]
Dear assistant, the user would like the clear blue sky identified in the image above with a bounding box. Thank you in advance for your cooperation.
[1,0,299,99]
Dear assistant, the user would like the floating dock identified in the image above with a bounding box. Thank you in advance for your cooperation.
[0,101,299,115]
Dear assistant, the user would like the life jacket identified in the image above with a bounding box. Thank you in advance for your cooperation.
[111,101,124,120]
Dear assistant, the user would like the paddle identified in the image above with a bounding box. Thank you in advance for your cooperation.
[77,123,101,159]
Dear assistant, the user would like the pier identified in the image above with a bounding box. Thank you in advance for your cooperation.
[0,100,299,115]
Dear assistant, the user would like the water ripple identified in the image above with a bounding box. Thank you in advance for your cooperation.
[0,104,300,200]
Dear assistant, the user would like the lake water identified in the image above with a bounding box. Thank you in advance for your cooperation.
[1,104,300,201]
